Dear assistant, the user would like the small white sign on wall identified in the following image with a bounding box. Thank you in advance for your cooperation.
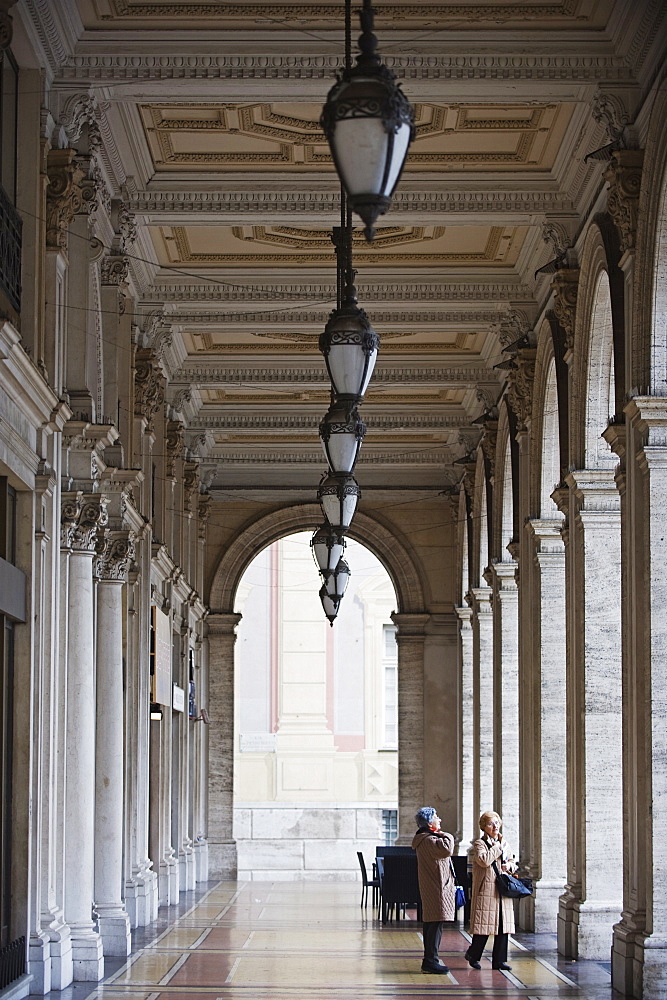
[172,684,185,713]
[239,733,276,752]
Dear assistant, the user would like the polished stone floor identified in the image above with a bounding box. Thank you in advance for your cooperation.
[37,881,620,1000]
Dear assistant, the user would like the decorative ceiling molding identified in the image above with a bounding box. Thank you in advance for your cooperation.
[166,308,501,324]
[148,280,534,302]
[172,365,497,383]
[56,53,635,85]
[190,414,470,429]
[199,449,454,465]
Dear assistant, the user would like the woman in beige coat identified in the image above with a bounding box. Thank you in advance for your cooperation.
[464,810,516,971]
[411,806,455,975]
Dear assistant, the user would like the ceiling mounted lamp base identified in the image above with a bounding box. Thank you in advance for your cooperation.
[320,0,415,240]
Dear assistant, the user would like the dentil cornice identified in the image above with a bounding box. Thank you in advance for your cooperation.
[172,365,496,384]
[190,414,468,430]
[149,281,534,303]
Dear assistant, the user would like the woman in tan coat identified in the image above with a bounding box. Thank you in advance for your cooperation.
[411,806,455,975]
[464,810,516,971]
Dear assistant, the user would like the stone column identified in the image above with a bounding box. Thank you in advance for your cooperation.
[93,532,133,956]
[526,519,567,931]
[557,470,623,959]
[207,613,242,877]
[423,613,460,839]
[488,562,519,851]
[61,494,107,981]
[456,606,475,848]
[610,400,667,998]
[391,613,429,844]
[469,588,493,821]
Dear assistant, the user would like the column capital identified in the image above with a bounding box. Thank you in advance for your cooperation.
[390,612,430,637]
[526,517,565,551]
[551,267,580,356]
[566,468,621,515]
[206,612,242,637]
[487,560,518,591]
[625,397,667,461]
[61,492,108,552]
[134,349,165,431]
[455,605,472,623]
[94,529,135,582]
[604,149,644,255]
[506,349,537,431]
[46,148,86,251]
[468,586,493,612]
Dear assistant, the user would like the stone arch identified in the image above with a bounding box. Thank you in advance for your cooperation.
[208,503,425,615]
[490,405,514,563]
[571,224,617,469]
[471,449,489,586]
[531,321,563,519]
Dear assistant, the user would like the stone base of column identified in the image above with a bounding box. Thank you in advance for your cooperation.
[96,907,131,957]
[158,858,180,906]
[193,839,209,882]
[28,930,51,995]
[208,840,237,879]
[612,919,643,998]
[558,894,621,959]
[70,926,104,981]
[531,879,565,933]
[638,936,667,1000]
[179,848,196,891]
[125,865,158,927]
[41,909,73,989]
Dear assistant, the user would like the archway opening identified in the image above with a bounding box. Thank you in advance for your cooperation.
[232,530,399,881]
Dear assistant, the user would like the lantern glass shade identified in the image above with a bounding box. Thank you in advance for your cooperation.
[325,558,351,601]
[317,473,360,529]
[319,401,366,475]
[319,301,379,401]
[311,525,346,576]
[319,585,340,625]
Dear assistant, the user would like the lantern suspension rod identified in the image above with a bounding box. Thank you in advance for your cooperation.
[345,0,352,72]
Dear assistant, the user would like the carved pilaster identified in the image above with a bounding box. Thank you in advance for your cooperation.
[94,530,135,582]
[0,1,16,52]
[604,150,644,254]
[61,493,108,553]
[166,420,185,478]
[551,269,580,354]
[480,421,498,477]
[198,495,211,541]
[46,149,86,250]
[134,349,165,429]
[505,349,537,430]
[73,153,110,218]
[183,462,200,507]
[101,254,130,286]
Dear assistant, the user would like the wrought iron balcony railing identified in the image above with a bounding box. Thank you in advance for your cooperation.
[0,183,22,313]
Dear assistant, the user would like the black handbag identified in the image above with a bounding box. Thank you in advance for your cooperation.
[492,861,532,899]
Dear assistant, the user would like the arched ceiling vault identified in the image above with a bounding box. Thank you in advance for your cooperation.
[31,0,662,499]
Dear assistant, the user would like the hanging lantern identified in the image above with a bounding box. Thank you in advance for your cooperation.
[319,400,366,475]
[311,524,346,576]
[320,0,415,241]
[319,585,340,625]
[319,286,379,402]
[324,558,351,602]
[317,472,361,529]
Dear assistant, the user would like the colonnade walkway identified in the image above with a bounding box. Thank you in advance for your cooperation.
[50,882,617,1000]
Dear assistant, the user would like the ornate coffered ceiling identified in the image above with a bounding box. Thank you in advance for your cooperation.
[34,0,663,488]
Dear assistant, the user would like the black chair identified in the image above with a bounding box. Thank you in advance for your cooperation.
[357,851,380,909]
[450,855,471,924]
[380,853,422,924]
[375,845,415,858]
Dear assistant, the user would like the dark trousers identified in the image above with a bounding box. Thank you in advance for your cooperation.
[422,921,444,964]
[467,904,508,967]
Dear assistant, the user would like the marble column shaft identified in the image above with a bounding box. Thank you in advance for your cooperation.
[206,613,242,877]
[456,607,475,848]
[469,588,494,821]
[489,562,520,852]
[558,470,623,960]
[62,495,106,981]
[94,535,132,956]
[391,613,429,844]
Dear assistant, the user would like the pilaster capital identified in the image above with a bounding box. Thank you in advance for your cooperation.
[74,154,110,219]
[0,1,17,53]
[165,419,185,478]
[551,268,579,355]
[604,150,644,254]
[468,586,493,614]
[61,492,108,552]
[566,468,621,516]
[206,612,243,637]
[198,494,212,540]
[505,349,536,431]
[526,518,565,551]
[183,461,200,507]
[390,612,430,638]
[94,529,135,582]
[455,605,473,624]
[488,560,518,592]
[601,421,626,460]
[480,420,498,477]
[134,349,165,429]
[61,420,119,491]
[46,149,86,251]
[101,253,130,286]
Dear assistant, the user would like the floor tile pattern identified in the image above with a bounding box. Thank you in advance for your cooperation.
[50,882,617,1000]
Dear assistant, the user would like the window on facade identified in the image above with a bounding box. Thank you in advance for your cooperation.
[382,809,398,846]
[0,478,16,948]
[382,624,398,749]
